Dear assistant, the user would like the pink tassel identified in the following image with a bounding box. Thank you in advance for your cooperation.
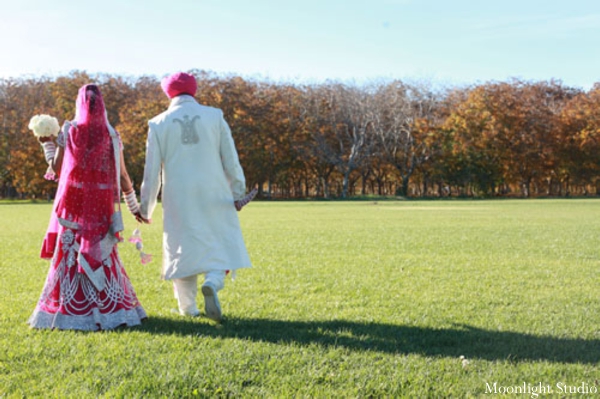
[44,166,57,181]
[140,252,153,265]
[128,228,142,244]
[44,172,56,181]
[129,227,152,265]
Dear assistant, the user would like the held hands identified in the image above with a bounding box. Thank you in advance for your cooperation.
[134,212,151,224]
[123,190,150,224]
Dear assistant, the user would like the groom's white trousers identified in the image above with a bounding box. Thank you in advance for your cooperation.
[173,270,226,315]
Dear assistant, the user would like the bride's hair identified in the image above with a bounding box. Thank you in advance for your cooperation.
[85,85,101,112]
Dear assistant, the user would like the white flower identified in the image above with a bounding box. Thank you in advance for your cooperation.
[28,114,60,137]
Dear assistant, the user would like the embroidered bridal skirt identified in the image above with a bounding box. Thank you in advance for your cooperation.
[28,228,147,331]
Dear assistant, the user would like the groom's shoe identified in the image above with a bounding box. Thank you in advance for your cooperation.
[201,282,222,322]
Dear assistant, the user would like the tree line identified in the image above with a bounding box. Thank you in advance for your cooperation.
[1,70,599,199]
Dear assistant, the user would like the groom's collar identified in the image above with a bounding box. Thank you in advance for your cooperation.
[169,94,197,109]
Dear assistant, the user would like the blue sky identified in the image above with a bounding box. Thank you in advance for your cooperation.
[2,0,599,89]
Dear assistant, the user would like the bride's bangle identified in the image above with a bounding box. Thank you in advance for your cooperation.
[123,190,140,215]
[41,141,56,163]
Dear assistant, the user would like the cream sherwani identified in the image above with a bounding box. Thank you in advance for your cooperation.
[140,95,251,281]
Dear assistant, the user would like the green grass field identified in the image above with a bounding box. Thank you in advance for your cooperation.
[1,199,599,397]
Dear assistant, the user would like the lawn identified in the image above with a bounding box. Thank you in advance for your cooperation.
[0,199,599,397]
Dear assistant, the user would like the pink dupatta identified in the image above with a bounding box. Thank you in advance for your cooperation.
[41,84,123,291]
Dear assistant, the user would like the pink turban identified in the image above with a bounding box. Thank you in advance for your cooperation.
[161,72,197,99]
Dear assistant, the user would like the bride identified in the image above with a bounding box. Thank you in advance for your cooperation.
[28,84,147,331]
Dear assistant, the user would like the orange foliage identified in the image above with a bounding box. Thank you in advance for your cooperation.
[0,73,598,198]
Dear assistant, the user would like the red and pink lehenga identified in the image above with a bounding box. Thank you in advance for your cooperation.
[28,84,146,331]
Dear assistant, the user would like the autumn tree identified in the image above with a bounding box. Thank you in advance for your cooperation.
[115,76,166,191]
[372,81,441,196]
[557,83,600,195]
[312,83,376,198]
[1,77,57,198]
[1,71,598,199]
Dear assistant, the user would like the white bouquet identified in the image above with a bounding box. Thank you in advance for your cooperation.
[28,114,60,138]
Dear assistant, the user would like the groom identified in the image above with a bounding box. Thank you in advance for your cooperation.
[139,72,252,321]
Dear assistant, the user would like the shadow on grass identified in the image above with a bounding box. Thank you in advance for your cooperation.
[135,316,599,364]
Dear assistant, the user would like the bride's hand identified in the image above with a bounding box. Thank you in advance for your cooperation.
[37,136,53,144]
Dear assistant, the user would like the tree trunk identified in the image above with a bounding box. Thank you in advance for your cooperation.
[522,179,531,198]
[257,181,265,198]
[399,177,409,197]
[342,169,351,198]
[361,174,368,195]
[322,177,329,199]
[267,178,273,199]
[305,178,310,198]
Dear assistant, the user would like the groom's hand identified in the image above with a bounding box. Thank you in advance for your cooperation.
[234,201,243,212]
[234,187,257,211]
